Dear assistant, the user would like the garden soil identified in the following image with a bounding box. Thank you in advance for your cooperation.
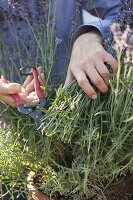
[105,174,133,200]
[58,174,133,200]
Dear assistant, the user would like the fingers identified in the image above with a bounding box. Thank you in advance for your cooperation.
[0,81,21,94]
[64,58,115,98]
[37,66,46,85]
[0,80,23,107]
[24,73,46,94]
[103,51,118,73]
[39,72,46,85]
[65,52,117,99]
[23,67,46,94]
[24,79,34,94]
[95,61,110,85]
[0,81,38,107]
[0,94,16,107]
[23,74,33,88]
[20,66,46,106]
[37,66,43,73]
[86,65,108,94]
[72,68,97,99]
[23,67,44,88]
[21,92,38,104]
[0,68,44,107]
[0,92,38,108]
[64,68,74,87]
[64,32,118,99]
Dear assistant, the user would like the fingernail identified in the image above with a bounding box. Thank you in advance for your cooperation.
[91,94,97,99]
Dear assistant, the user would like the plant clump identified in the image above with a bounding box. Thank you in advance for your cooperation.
[29,24,133,199]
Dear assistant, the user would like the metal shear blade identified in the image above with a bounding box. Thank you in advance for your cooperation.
[29,109,43,133]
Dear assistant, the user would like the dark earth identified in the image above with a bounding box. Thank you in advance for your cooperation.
[59,174,133,200]
[105,174,133,200]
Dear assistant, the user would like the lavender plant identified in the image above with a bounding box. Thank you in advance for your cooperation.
[32,24,133,199]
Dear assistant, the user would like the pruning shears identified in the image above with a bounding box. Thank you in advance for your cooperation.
[1,67,46,136]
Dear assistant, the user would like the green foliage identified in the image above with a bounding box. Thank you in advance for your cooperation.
[36,57,133,198]
[0,55,133,199]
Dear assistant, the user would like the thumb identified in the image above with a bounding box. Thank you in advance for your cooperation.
[0,82,21,95]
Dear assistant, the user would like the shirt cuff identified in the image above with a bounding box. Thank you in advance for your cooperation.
[74,19,112,42]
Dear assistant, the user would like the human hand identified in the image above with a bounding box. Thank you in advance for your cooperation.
[23,66,46,94]
[0,78,38,107]
[0,67,45,107]
[64,32,117,99]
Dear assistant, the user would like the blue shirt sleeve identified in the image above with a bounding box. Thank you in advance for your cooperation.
[75,0,120,42]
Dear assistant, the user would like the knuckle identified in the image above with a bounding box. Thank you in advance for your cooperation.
[71,62,83,71]
[95,50,102,57]
[78,61,85,68]
[86,56,94,64]
[95,50,105,58]
[93,78,103,86]
[78,61,85,66]
[78,78,87,87]
[86,52,104,63]
[104,55,109,62]
[85,58,90,65]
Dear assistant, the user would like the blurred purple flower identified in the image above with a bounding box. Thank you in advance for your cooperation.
[110,23,123,50]
[111,23,133,67]
[55,37,63,46]
[8,0,18,8]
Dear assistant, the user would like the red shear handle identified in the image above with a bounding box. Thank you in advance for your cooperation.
[1,75,23,107]
[32,68,44,98]
[12,93,23,107]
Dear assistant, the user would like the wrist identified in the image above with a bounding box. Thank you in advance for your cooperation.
[75,31,102,47]
[82,31,102,44]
